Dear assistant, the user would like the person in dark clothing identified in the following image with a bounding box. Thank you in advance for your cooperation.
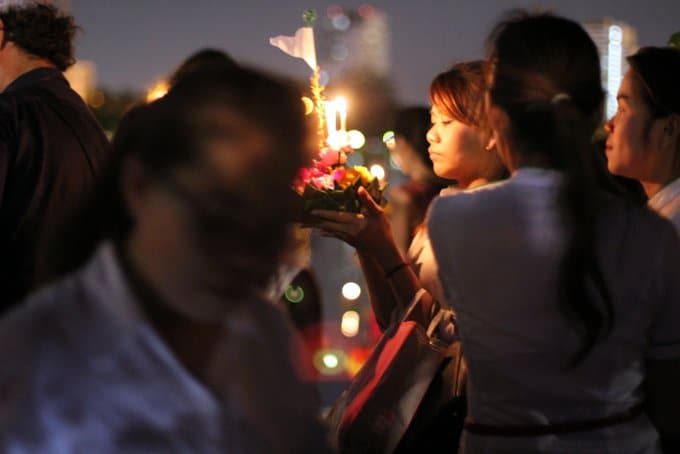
[0,3,108,309]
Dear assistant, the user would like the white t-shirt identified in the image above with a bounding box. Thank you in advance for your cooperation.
[407,187,462,308]
[648,177,680,235]
[428,168,680,453]
[0,243,330,453]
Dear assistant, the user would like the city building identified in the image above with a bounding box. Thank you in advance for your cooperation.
[583,19,638,119]
[316,4,390,79]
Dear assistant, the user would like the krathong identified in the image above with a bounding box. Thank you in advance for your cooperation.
[270,9,384,214]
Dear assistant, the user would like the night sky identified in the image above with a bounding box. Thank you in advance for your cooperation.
[72,0,679,105]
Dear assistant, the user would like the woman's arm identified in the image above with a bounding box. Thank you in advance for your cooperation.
[355,250,398,329]
[311,188,432,327]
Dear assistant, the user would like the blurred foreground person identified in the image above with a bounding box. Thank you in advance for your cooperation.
[0,67,331,452]
[605,47,680,233]
[0,2,108,309]
[169,47,238,87]
[429,12,680,453]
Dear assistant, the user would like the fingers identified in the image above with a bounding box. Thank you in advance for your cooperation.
[319,230,353,244]
[312,219,365,236]
[310,209,364,224]
[357,187,381,214]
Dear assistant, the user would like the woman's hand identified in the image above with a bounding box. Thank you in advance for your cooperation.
[308,187,395,255]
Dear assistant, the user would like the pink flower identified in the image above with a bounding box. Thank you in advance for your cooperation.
[332,168,346,183]
[311,174,334,190]
[317,147,345,169]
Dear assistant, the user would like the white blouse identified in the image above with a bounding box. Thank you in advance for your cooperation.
[648,176,680,235]
[428,168,680,453]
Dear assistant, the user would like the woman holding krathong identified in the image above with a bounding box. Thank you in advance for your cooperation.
[312,61,506,330]
[312,61,506,450]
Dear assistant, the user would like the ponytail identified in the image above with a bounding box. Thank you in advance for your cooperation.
[488,12,614,366]
[552,97,614,365]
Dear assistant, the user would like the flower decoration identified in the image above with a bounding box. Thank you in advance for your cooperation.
[270,10,386,216]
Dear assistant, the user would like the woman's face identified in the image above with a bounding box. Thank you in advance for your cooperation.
[605,70,664,180]
[426,104,485,185]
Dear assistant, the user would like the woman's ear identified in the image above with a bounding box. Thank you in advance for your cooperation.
[487,104,508,137]
[485,136,497,151]
[665,114,680,140]
[486,105,515,170]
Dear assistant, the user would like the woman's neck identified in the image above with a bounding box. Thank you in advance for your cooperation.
[462,177,494,190]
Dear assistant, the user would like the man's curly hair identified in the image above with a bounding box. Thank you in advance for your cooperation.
[0,3,79,71]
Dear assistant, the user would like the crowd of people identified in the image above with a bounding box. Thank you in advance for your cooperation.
[0,2,678,453]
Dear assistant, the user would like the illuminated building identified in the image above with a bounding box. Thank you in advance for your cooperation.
[583,19,638,119]
[316,4,390,79]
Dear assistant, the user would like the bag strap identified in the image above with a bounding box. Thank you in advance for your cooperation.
[400,288,450,339]
[400,288,429,323]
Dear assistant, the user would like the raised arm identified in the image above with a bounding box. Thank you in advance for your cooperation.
[311,187,431,328]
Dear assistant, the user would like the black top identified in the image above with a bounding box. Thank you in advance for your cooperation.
[0,67,108,310]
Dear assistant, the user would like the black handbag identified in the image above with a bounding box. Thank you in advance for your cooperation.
[327,289,467,453]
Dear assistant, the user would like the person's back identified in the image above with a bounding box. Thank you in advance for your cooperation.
[429,171,680,452]
[0,3,108,309]
[428,12,680,452]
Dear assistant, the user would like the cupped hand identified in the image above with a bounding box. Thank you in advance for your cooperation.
[309,187,395,254]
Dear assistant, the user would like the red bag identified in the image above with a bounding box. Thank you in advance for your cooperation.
[328,289,466,453]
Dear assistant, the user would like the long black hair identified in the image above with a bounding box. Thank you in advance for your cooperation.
[487,12,612,365]
[38,66,307,297]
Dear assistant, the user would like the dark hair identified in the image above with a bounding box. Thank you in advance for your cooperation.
[627,47,680,118]
[429,61,488,128]
[41,66,307,297]
[169,48,238,87]
[0,3,78,71]
[488,12,611,365]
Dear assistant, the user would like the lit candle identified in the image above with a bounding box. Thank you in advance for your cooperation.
[335,97,348,132]
[325,100,337,138]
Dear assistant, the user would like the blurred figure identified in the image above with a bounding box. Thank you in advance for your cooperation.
[280,268,323,382]
[169,47,313,304]
[0,67,330,452]
[388,106,448,253]
[605,47,680,232]
[0,2,108,309]
[429,12,680,452]
[169,47,238,87]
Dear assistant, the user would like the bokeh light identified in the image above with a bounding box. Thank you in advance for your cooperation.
[313,349,347,375]
[146,80,169,103]
[341,310,361,338]
[382,130,396,149]
[348,129,366,149]
[370,164,386,181]
[301,96,315,115]
[342,282,361,300]
[284,285,304,304]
